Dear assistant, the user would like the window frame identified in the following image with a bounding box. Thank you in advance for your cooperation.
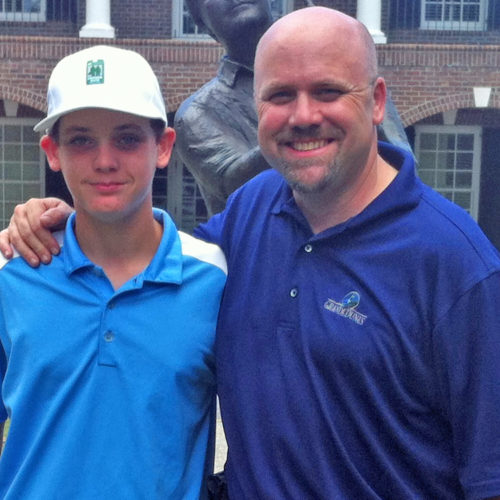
[171,0,294,39]
[0,118,45,229]
[171,0,210,39]
[415,124,482,219]
[419,0,487,31]
[0,0,47,22]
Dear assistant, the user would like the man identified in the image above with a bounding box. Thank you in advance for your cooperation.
[0,46,227,499]
[175,0,412,216]
[2,7,500,499]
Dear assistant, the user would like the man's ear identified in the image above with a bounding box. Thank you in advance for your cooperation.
[372,77,387,126]
[40,135,61,172]
[156,127,176,170]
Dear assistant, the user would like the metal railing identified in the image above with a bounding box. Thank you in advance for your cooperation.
[0,0,78,23]
[386,0,500,43]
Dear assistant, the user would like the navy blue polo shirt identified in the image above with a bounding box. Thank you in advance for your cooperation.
[196,143,500,499]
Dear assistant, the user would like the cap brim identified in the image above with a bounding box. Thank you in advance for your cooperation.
[34,105,167,133]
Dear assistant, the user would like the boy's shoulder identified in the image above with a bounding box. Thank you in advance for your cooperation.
[178,231,227,275]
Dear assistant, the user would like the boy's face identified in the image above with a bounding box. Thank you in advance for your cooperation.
[41,109,174,224]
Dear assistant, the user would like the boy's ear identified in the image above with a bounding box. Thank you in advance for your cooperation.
[40,135,61,172]
[156,127,176,170]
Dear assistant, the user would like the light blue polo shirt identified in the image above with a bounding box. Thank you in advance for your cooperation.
[0,209,227,499]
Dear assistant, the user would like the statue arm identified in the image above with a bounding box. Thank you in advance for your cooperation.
[217,145,269,196]
[175,107,269,213]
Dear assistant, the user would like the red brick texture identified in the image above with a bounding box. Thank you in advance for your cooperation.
[2,36,499,128]
[0,37,224,117]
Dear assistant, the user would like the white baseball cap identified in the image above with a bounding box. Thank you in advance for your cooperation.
[34,45,167,133]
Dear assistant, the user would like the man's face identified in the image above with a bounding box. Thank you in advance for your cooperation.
[199,0,272,45]
[254,28,386,197]
[41,109,174,224]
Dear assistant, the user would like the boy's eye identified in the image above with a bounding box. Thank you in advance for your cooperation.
[116,134,143,150]
[68,135,93,147]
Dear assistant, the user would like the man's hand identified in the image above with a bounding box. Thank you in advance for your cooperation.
[0,198,73,267]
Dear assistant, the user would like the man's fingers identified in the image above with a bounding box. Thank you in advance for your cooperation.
[9,201,57,266]
[6,218,44,267]
[0,229,14,260]
[40,205,74,232]
[0,198,71,267]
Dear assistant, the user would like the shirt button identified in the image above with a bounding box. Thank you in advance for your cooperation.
[104,331,115,342]
[290,288,298,298]
[304,244,313,253]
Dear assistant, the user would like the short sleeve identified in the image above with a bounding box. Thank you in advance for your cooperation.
[433,272,500,499]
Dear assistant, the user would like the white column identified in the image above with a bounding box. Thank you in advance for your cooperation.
[357,0,387,44]
[79,0,115,39]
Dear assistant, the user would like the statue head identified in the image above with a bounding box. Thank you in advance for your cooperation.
[185,0,273,58]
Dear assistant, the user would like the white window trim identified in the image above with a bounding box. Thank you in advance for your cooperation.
[0,118,46,229]
[420,0,487,31]
[171,0,210,40]
[415,124,482,219]
[270,0,293,21]
[0,0,47,22]
[172,0,294,39]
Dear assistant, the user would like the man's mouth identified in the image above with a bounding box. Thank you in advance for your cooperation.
[289,139,330,152]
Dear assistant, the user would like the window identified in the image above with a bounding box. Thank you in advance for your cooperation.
[0,120,45,228]
[172,0,293,39]
[415,125,481,219]
[172,0,209,39]
[420,0,487,30]
[270,0,293,20]
[0,0,47,21]
[167,151,208,234]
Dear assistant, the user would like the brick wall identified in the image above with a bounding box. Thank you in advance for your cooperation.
[0,37,224,118]
[0,0,172,39]
[378,44,500,126]
[2,0,500,129]
[111,0,173,39]
[2,35,499,129]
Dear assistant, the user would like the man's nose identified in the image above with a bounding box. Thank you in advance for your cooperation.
[288,93,322,128]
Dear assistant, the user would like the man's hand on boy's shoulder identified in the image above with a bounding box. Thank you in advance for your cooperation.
[0,198,73,267]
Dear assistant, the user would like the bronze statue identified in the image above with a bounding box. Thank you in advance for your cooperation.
[174,0,412,216]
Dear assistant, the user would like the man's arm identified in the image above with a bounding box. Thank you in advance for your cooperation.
[434,272,500,500]
[0,198,73,266]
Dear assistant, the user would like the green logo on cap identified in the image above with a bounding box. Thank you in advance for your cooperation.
[86,59,104,85]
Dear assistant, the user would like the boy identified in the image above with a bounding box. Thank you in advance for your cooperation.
[0,45,227,499]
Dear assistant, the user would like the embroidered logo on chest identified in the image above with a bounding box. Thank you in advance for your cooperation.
[324,291,367,325]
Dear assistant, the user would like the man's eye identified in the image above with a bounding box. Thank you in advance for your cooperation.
[314,88,343,101]
[268,91,294,105]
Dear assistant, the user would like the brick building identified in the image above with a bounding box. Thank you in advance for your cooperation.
[1,0,499,247]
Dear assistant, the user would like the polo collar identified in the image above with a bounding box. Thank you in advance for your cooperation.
[271,142,423,237]
[62,209,183,286]
[217,56,253,88]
